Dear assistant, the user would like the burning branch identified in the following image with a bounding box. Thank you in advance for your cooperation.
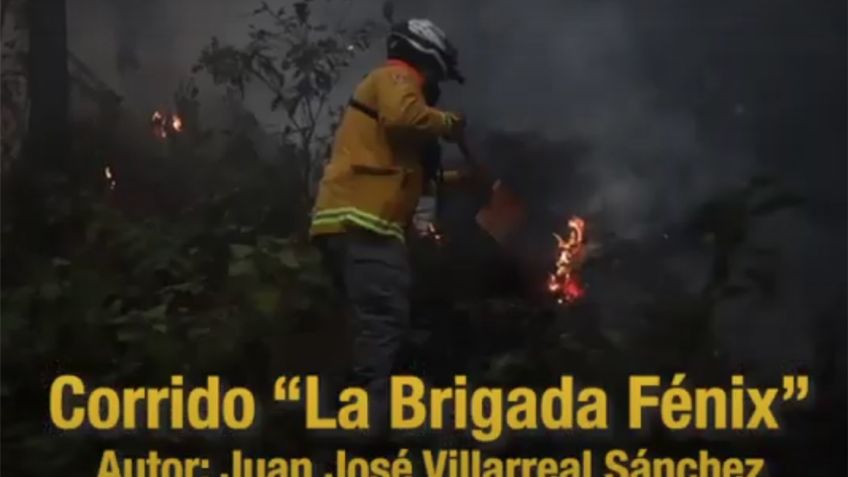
[548,216,587,304]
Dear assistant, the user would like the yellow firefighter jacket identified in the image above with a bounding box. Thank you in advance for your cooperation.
[309,60,457,242]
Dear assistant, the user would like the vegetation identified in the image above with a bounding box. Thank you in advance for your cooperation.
[195,0,381,217]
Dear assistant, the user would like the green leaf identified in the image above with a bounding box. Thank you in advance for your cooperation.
[142,304,168,320]
[275,248,300,270]
[258,235,292,250]
[110,314,133,324]
[229,258,257,277]
[230,243,254,259]
[249,288,281,316]
[160,281,205,296]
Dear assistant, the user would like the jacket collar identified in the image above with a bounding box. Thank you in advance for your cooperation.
[386,59,425,88]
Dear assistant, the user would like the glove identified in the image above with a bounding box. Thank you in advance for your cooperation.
[442,112,466,142]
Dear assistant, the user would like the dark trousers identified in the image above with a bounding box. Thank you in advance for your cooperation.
[315,230,411,438]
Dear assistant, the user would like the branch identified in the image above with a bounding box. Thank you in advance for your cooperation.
[304,94,329,157]
[313,94,328,126]
[297,99,312,150]
[304,93,317,134]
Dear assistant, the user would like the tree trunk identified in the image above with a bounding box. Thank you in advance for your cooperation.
[26,0,69,171]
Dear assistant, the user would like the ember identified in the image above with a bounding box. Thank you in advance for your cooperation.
[150,110,183,139]
[104,166,116,190]
[548,216,586,304]
[420,222,445,246]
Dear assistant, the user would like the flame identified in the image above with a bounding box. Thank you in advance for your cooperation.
[151,110,167,139]
[104,166,116,190]
[150,109,183,139]
[548,216,586,304]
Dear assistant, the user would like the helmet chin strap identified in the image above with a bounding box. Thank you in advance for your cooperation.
[423,81,441,106]
[420,66,442,86]
[449,66,466,84]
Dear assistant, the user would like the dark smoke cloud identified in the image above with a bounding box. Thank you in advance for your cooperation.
[386,0,756,239]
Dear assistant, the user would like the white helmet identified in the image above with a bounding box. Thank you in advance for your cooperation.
[388,18,464,84]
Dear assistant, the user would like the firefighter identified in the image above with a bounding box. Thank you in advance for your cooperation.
[310,18,465,441]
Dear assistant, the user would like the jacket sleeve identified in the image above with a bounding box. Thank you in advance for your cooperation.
[374,68,454,137]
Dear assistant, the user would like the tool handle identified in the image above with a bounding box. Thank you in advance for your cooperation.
[456,136,492,187]
[456,135,476,167]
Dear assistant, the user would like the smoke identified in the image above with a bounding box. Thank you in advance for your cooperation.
[67,0,753,241]
[385,0,755,239]
[69,0,267,114]
[64,0,845,375]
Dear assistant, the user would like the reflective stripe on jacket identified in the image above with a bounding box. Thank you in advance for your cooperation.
[309,60,455,242]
